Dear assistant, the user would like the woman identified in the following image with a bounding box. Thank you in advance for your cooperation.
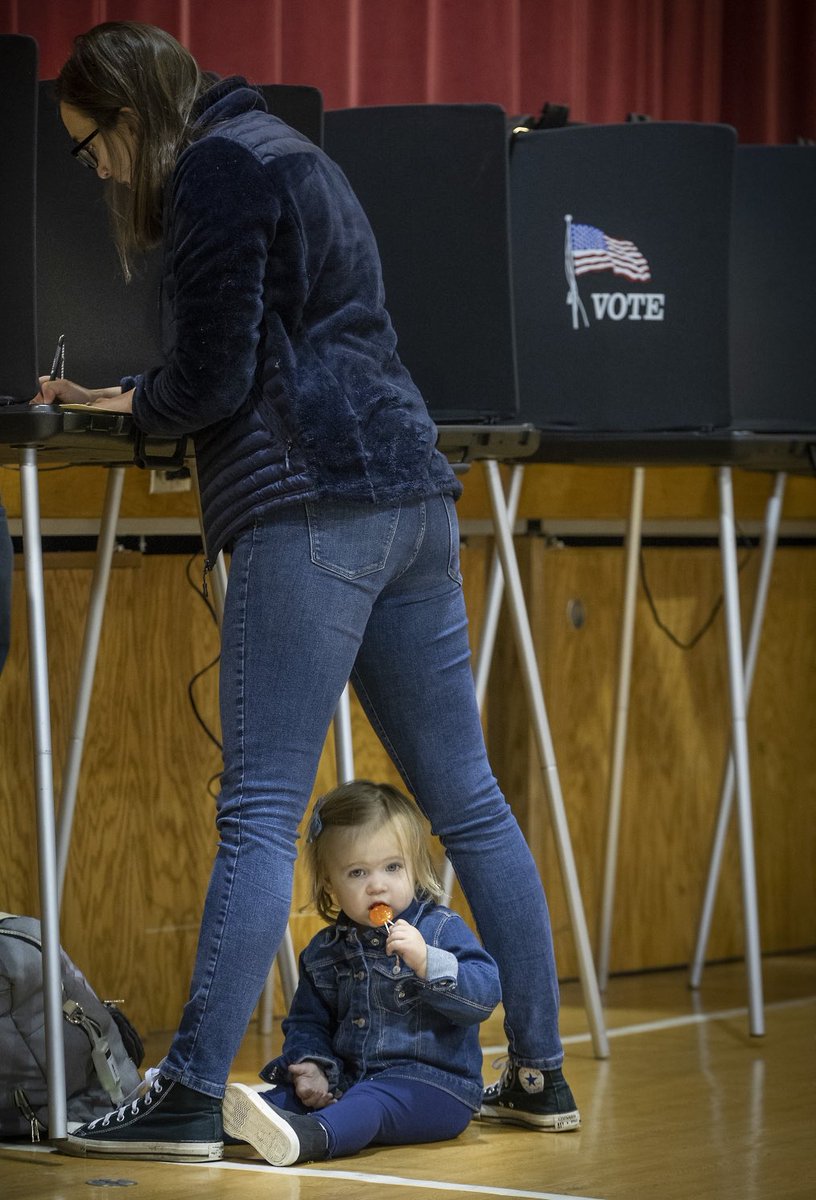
[44,21,579,1161]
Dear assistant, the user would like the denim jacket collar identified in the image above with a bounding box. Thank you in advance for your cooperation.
[327,895,430,946]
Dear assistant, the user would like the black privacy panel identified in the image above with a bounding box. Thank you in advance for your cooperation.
[0,36,39,403]
[325,105,518,423]
[36,82,323,389]
[259,83,323,147]
[37,81,163,387]
[510,122,735,432]
[730,146,816,433]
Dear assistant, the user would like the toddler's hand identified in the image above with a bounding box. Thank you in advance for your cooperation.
[288,1060,337,1109]
[386,919,428,977]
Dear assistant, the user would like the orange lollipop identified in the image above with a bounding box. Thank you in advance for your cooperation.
[369,903,394,927]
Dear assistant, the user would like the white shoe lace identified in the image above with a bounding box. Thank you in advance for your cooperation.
[87,1069,164,1130]
[484,1055,512,1095]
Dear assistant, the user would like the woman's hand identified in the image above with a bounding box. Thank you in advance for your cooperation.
[34,377,134,412]
[386,920,428,977]
[288,1061,337,1109]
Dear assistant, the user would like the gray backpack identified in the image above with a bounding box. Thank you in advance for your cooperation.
[0,913,143,1139]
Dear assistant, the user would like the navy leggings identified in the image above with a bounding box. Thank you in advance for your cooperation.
[263,1077,472,1158]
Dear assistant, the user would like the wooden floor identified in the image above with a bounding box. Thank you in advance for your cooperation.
[1,953,814,1200]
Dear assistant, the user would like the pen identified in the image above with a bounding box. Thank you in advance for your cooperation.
[49,333,65,382]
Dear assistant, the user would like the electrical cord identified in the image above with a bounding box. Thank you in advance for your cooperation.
[638,534,755,650]
[187,653,222,751]
[184,551,223,797]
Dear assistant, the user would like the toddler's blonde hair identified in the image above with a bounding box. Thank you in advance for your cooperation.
[305,780,444,921]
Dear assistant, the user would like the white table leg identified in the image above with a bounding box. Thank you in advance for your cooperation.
[484,459,609,1059]
[690,471,785,995]
[20,447,66,1140]
[716,466,764,1036]
[56,466,125,903]
[597,466,645,989]
[441,462,525,905]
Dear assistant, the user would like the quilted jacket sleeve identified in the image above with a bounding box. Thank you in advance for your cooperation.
[132,136,281,436]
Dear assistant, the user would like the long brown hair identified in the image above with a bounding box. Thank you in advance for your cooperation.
[56,21,207,277]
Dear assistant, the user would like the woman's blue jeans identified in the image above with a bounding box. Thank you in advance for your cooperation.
[161,494,564,1096]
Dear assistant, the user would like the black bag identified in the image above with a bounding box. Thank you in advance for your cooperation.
[0,913,143,1139]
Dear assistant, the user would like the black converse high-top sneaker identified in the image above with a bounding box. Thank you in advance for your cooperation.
[63,1074,223,1161]
[479,1060,580,1131]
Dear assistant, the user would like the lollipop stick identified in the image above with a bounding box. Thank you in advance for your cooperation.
[383,919,399,968]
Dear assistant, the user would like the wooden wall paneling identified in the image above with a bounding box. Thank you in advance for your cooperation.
[0,553,224,1032]
[744,547,816,952]
[78,552,223,1031]
[0,463,199,521]
[1,529,813,1035]
[487,537,622,980]
[0,574,43,917]
[613,544,816,968]
[59,555,168,1018]
[486,535,816,985]
[455,463,816,524]
[0,535,495,1032]
[3,462,816,524]
[93,553,218,1030]
[615,545,738,970]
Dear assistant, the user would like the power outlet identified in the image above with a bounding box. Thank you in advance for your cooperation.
[149,468,191,494]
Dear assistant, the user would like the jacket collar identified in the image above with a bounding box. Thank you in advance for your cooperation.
[326,896,431,945]
[191,75,268,132]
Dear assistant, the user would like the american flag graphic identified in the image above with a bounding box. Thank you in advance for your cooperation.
[569,222,651,282]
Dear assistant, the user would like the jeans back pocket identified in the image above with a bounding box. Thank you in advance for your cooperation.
[306,501,401,580]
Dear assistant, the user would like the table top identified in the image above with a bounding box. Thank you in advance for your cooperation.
[525,427,816,473]
[2,407,813,475]
[0,405,183,467]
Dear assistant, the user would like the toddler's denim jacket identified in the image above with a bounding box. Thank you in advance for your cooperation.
[260,898,501,1110]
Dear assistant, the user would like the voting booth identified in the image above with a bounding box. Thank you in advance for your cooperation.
[0,35,39,404]
[325,104,519,424]
[729,144,816,437]
[509,122,734,435]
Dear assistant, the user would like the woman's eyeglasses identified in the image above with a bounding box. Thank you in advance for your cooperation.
[70,128,100,170]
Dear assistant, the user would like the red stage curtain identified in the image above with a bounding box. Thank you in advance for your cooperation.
[1,0,813,142]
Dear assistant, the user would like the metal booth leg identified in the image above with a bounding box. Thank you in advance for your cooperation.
[440,463,525,906]
[56,467,126,903]
[333,681,356,784]
[19,447,67,1140]
[597,466,645,990]
[483,459,610,1059]
[690,471,786,994]
[716,466,765,1036]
